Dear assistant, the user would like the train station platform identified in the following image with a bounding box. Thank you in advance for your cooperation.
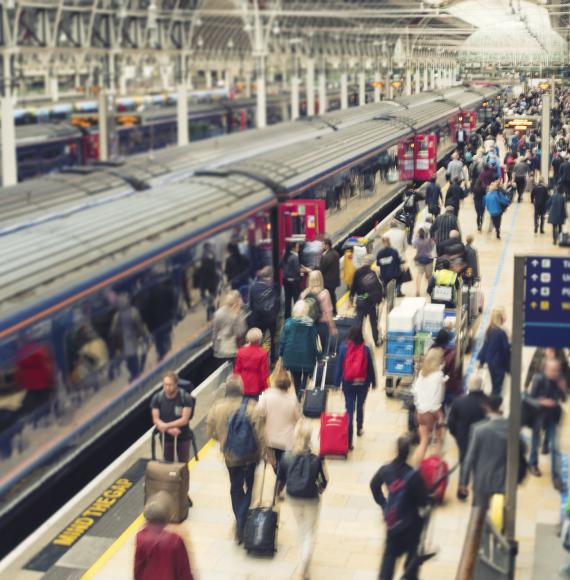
[1,175,569,580]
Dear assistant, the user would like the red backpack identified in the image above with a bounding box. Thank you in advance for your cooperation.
[342,341,368,383]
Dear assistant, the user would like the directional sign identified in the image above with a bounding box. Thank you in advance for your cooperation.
[523,256,570,348]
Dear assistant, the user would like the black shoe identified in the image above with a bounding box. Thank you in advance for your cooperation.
[397,291,405,298]
[349,443,354,451]
[188,497,193,508]
[236,526,244,545]
[457,488,469,502]
[496,235,501,240]
[357,428,364,437]
[554,476,563,491]
[542,440,550,455]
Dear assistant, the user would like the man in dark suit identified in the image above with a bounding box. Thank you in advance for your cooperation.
[318,238,341,316]
[558,152,570,200]
[458,396,527,506]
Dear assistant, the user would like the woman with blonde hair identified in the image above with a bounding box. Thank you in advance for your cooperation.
[277,421,328,579]
[477,307,511,396]
[212,290,247,363]
[257,370,301,475]
[300,270,337,353]
[412,349,446,463]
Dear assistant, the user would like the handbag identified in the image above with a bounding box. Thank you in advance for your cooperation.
[475,365,493,396]
[521,393,541,428]
[399,267,413,285]
[432,285,453,303]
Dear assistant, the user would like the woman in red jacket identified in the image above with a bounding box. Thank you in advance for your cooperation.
[234,328,270,400]
[134,492,193,580]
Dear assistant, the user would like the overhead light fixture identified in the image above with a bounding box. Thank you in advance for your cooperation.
[197,36,204,48]
[272,21,280,35]
[147,1,157,30]
[227,38,234,49]
[243,21,253,33]
[195,16,202,27]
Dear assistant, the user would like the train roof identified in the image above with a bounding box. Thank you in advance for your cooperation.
[13,123,82,145]
[0,175,275,328]
[0,168,134,231]
[221,88,501,195]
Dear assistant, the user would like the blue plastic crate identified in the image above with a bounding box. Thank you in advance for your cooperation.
[386,330,415,337]
[386,357,414,375]
[386,338,414,356]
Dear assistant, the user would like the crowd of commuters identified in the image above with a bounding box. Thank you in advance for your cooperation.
[140,86,570,579]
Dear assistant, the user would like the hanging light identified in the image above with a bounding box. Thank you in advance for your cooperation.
[227,37,234,49]
[197,36,204,48]
[147,1,157,30]
[272,21,280,35]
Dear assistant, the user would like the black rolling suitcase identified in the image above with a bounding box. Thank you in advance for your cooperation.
[560,232,570,247]
[243,462,278,555]
[303,359,329,418]
[334,316,358,345]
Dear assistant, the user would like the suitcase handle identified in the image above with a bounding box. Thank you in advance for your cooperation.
[151,429,179,462]
[257,459,278,509]
[311,358,328,392]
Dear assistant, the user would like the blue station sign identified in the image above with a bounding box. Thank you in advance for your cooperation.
[524,256,570,348]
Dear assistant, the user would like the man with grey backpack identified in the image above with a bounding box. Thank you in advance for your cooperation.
[207,374,264,544]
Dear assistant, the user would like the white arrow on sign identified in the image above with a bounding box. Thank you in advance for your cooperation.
[530,288,538,295]
[531,260,539,267]
[531,274,538,281]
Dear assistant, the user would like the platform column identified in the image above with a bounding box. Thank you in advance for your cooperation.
[415,65,421,94]
[306,58,315,116]
[358,71,366,106]
[1,95,17,187]
[405,67,412,96]
[430,66,436,90]
[98,90,109,162]
[340,71,348,110]
[256,55,267,129]
[318,66,327,114]
[49,72,59,102]
[205,69,213,89]
[423,65,429,91]
[374,71,381,103]
[541,91,551,181]
[388,71,394,99]
[177,83,189,146]
[291,75,300,120]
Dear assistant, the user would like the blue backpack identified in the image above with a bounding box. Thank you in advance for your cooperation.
[383,471,417,535]
[224,400,258,461]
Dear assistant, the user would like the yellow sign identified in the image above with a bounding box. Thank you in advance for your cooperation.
[52,478,133,547]
[538,82,550,91]
[391,81,402,89]
[372,81,384,88]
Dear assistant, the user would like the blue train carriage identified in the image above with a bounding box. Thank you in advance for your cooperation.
[0,175,275,497]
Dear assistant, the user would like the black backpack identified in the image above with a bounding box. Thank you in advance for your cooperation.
[304,292,322,322]
[286,453,322,498]
[256,284,277,316]
[360,270,384,304]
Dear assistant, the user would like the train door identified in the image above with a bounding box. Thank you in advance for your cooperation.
[413,134,437,181]
[398,137,415,181]
[277,200,326,258]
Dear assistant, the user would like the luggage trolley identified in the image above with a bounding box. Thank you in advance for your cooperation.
[383,283,469,397]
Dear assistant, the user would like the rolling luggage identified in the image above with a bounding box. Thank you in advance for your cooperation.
[560,232,570,248]
[144,431,190,523]
[419,455,449,505]
[319,388,349,458]
[334,316,358,345]
[303,359,329,418]
[243,462,278,555]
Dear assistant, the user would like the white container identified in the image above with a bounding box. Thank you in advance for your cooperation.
[421,303,445,330]
[388,307,416,333]
[400,297,427,327]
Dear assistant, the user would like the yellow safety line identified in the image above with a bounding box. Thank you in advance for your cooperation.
[83,288,351,578]
[81,438,216,579]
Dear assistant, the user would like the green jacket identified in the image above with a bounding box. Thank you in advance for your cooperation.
[279,317,319,371]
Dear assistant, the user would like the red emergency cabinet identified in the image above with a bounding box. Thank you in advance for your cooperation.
[398,138,415,181]
[277,200,326,257]
[414,134,437,181]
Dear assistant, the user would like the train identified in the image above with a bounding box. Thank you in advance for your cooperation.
[2,87,373,183]
[0,84,502,509]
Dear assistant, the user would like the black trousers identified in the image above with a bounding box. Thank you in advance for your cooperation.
[491,214,502,238]
[356,300,379,344]
[379,524,423,580]
[553,224,563,244]
[325,285,339,316]
[534,205,546,233]
[283,279,300,319]
[474,197,485,231]
[514,176,526,201]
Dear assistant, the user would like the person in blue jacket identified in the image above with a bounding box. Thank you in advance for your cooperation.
[547,188,568,245]
[334,325,376,450]
[484,181,511,240]
[476,307,511,396]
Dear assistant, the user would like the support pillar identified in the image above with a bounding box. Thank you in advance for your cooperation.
[405,67,412,96]
[177,83,189,146]
[98,90,109,162]
[541,92,551,180]
[256,56,267,129]
[415,66,421,94]
[291,76,300,120]
[119,71,127,96]
[340,72,348,110]
[430,67,436,91]
[244,71,252,98]
[1,95,17,186]
[374,71,381,103]
[423,66,428,91]
[50,73,59,102]
[306,58,315,117]
[318,71,327,114]
[358,71,366,106]
[205,70,213,89]
[388,71,394,99]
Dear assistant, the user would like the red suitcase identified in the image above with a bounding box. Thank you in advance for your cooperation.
[419,455,449,504]
[319,412,349,458]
